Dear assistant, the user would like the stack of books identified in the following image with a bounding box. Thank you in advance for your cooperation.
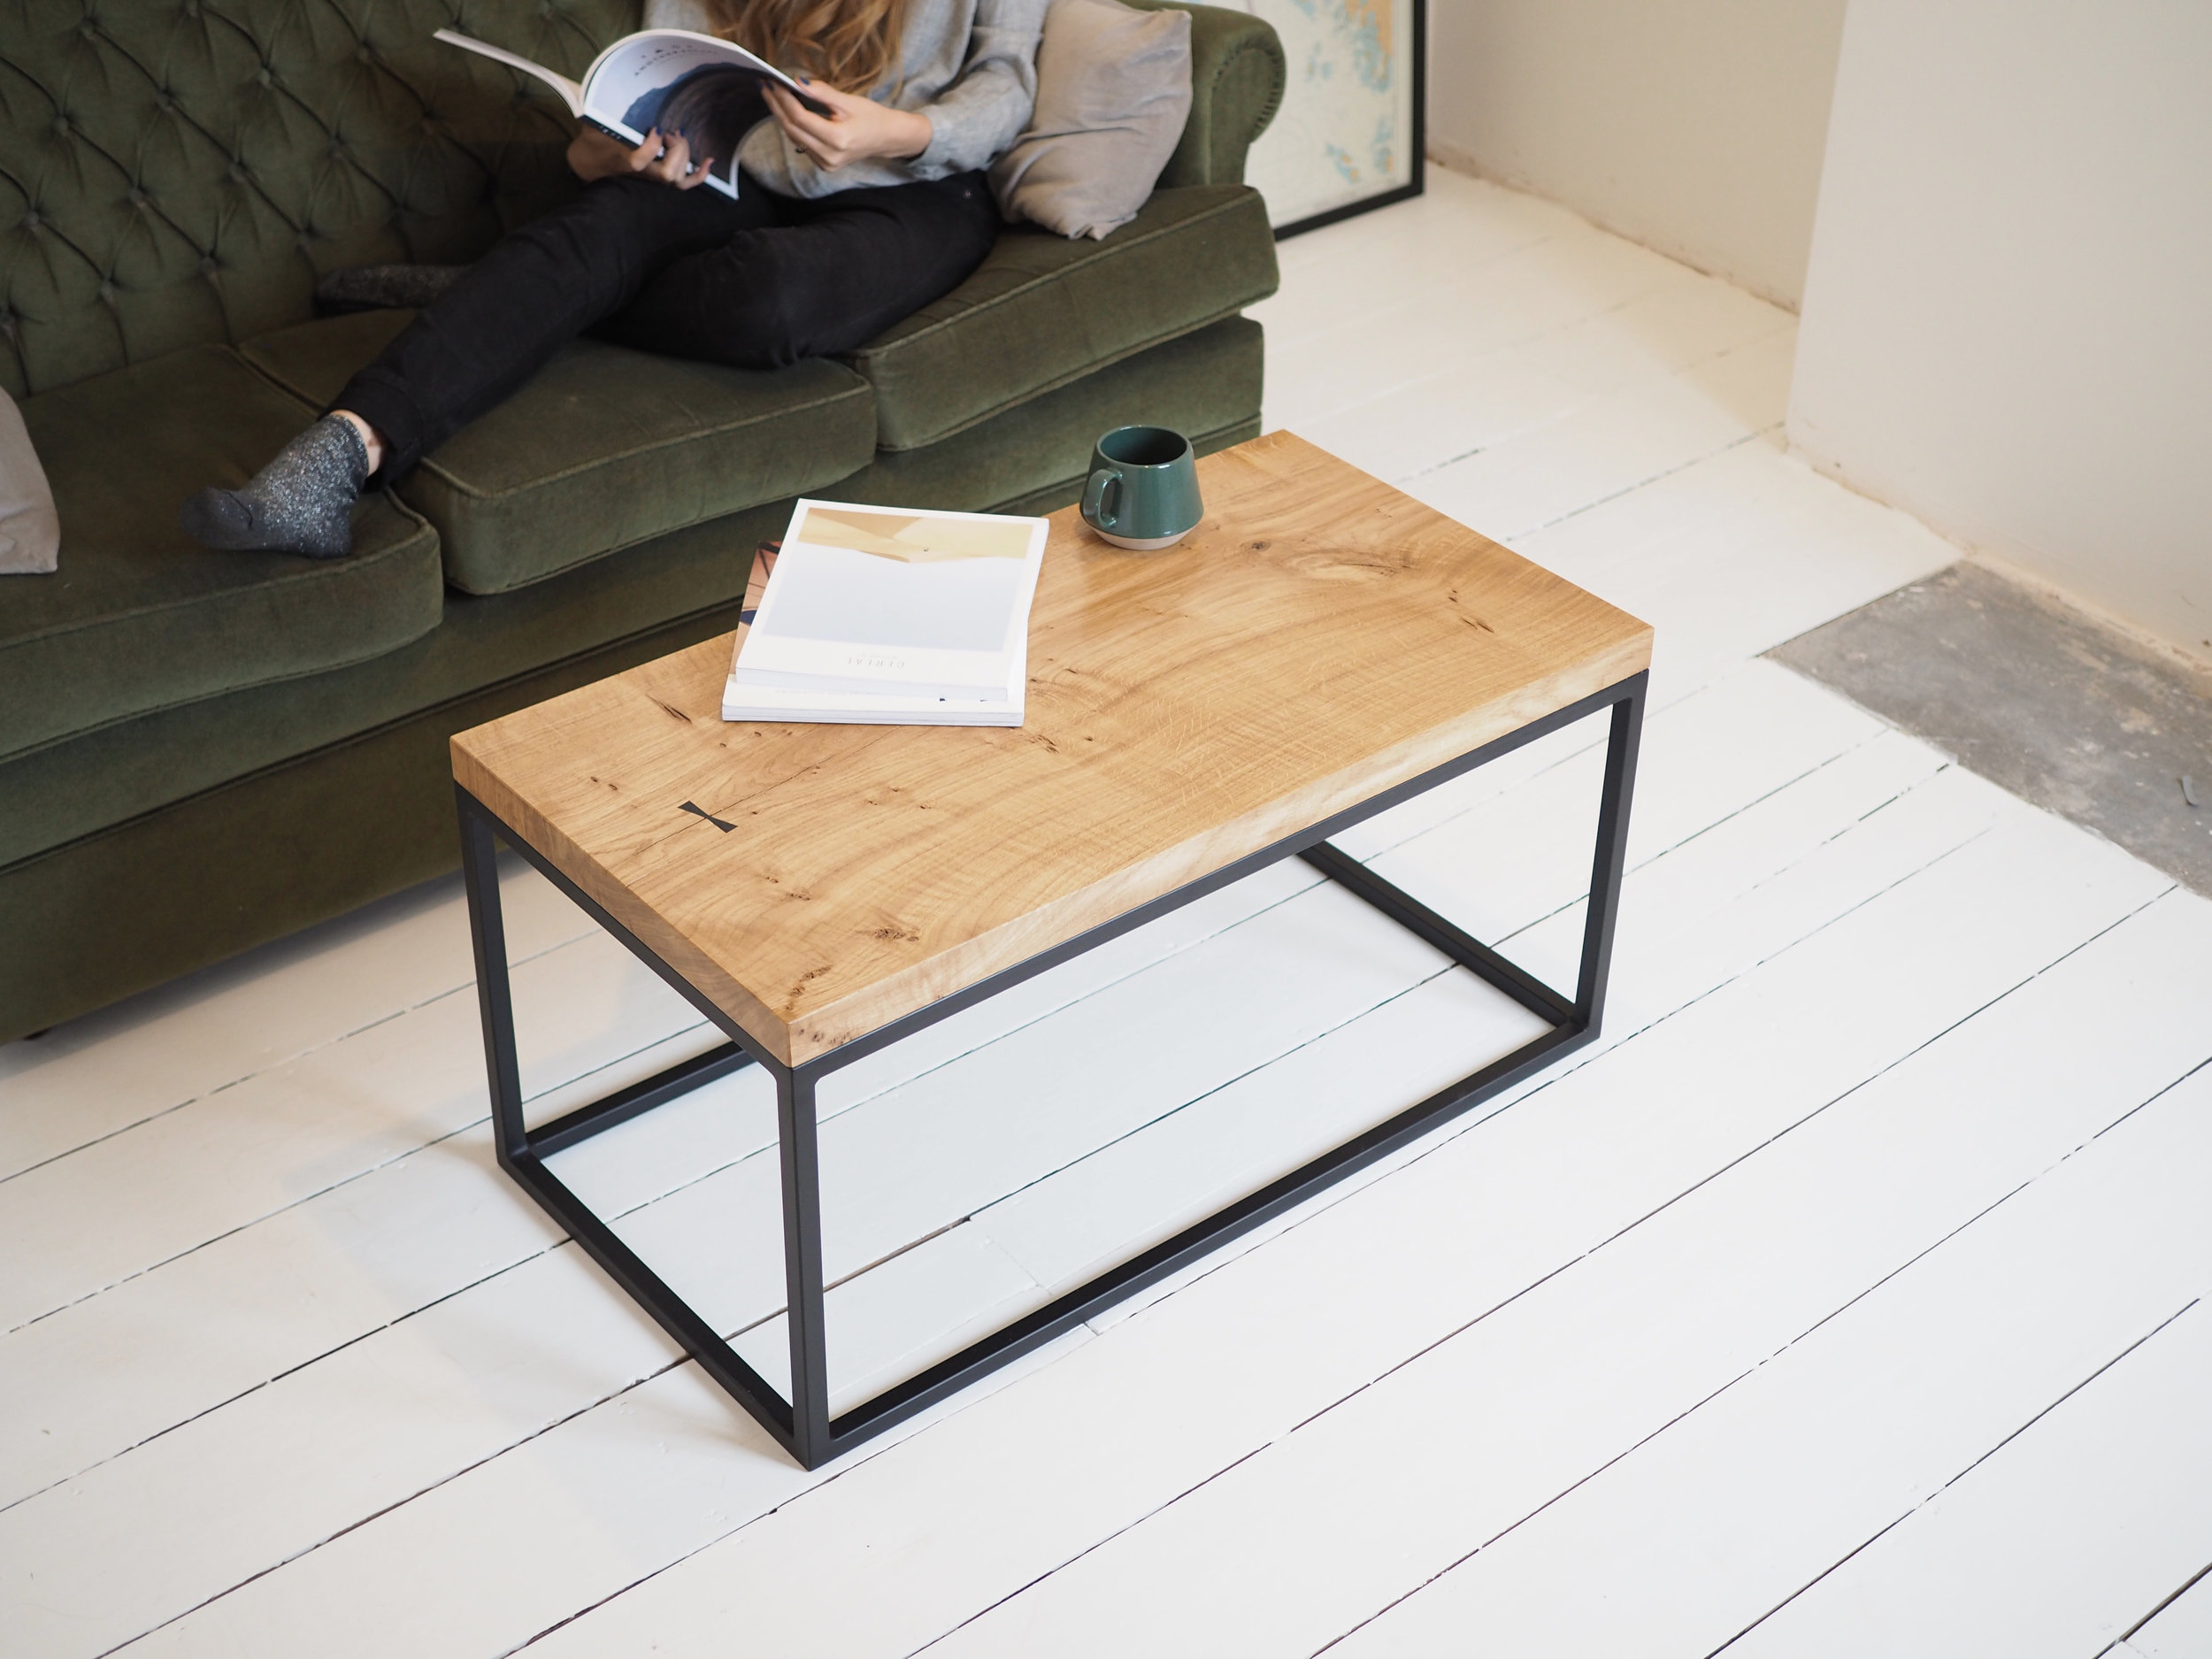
[722,499,1049,726]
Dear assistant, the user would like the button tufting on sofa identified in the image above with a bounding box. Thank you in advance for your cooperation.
[0,0,1286,1040]
[0,0,614,397]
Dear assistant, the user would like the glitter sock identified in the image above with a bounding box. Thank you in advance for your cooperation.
[180,415,371,559]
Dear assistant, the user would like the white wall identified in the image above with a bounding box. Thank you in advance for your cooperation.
[1788,2,2212,666]
[1427,0,1849,308]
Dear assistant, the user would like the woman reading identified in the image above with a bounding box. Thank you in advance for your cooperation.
[182,0,1044,559]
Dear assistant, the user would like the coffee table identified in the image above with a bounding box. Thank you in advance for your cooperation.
[453,431,1652,1469]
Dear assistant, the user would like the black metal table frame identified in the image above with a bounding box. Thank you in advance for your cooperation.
[458,670,1645,1470]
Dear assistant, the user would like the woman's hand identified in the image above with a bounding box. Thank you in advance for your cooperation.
[566,126,716,189]
[763,80,932,171]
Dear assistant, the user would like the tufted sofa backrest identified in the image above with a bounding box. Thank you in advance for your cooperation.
[0,0,634,397]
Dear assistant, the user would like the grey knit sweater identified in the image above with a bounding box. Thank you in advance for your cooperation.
[643,0,1047,197]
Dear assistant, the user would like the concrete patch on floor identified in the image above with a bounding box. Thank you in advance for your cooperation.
[1770,562,2212,895]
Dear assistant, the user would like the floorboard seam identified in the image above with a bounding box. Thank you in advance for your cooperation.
[0,1198,579,1516]
[2120,1556,2212,1647]
[91,1352,693,1659]
[0,913,601,1190]
[1304,1010,2200,1658]
[1056,797,2020,1358]
[1706,1301,2205,1658]
[859,829,2149,1651]
[1,1112,491,1340]
[899,1443,1279,1659]
[1519,425,1780,540]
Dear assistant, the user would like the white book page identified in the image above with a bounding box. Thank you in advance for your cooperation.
[580,29,811,112]
[766,549,1030,653]
[432,31,585,114]
[735,501,1048,697]
[435,29,818,202]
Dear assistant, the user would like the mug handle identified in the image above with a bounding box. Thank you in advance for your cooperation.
[1083,467,1120,531]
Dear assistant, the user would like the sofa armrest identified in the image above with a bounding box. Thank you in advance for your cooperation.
[1127,1,1286,188]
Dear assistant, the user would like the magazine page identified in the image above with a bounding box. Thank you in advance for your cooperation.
[723,538,1028,726]
[579,30,823,197]
[432,30,586,114]
[734,501,1048,700]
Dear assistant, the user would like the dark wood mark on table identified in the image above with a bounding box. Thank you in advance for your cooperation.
[678,800,736,832]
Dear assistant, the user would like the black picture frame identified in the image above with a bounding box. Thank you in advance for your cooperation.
[1266,0,1428,240]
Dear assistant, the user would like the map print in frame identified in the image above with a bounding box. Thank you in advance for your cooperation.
[1242,0,1425,234]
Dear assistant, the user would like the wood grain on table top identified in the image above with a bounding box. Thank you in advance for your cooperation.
[451,432,1654,1065]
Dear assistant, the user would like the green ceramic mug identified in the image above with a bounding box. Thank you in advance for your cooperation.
[1081,426,1203,549]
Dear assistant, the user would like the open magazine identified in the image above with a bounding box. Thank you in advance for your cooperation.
[434,27,830,199]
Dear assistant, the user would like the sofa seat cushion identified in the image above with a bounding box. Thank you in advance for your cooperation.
[845,183,1277,452]
[840,316,1262,514]
[1,345,442,763]
[242,311,878,596]
[0,319,1270,877]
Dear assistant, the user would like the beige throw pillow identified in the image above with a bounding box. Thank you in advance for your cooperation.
[989,0,1193,241]
[0,388,58,575]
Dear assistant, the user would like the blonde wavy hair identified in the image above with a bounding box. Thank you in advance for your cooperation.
[703,0,911,96]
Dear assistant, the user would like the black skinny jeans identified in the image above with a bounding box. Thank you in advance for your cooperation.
[335,157,1000,480]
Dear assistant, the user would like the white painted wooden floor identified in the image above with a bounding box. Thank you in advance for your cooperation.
[5,167,2211,1659]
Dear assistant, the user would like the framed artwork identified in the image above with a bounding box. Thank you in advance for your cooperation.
[1240,0,1426,236]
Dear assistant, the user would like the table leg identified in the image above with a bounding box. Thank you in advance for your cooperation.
[778,1063,833,1466]
[455,787,815,1463]
[451,670,1647,1471]
[458,800,526,1156]
[1576,676,1647,1033]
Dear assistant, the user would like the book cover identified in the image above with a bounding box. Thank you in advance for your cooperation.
[721,507,1042,727]
[732,500,1048,703]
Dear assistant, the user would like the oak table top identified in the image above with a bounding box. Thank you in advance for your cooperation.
[451,432,1653,1065]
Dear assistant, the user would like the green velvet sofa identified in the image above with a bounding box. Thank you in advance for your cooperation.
[0,0,1285,1041]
